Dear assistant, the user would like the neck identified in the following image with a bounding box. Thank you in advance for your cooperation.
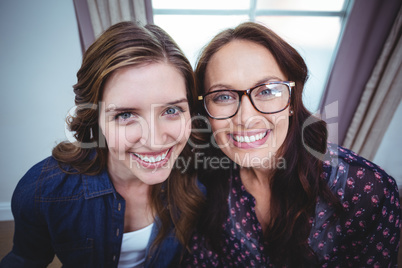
[240,166,274,232]
[107,157,151,201]
[240,166,274,187]
[107,156,144,186]
[106,157,154,233]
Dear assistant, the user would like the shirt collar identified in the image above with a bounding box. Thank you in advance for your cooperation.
[82,168,116,199]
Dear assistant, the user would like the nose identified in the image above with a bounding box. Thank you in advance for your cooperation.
[234,94,259,128]
[123,116,149,147]
[144,119,168,149]
[128,113,189,150]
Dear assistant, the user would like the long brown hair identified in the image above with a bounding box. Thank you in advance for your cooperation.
[195,22,340,266]
[52,21,204,252]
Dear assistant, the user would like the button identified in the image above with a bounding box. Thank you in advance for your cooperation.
[116,228,120,236]
[118,203,121,211]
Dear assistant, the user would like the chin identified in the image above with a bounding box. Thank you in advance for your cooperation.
[136,168,173,185]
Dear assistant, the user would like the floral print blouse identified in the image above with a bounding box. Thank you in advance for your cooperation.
[184,143,401,267]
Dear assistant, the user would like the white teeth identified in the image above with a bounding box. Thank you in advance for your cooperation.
[133,149,169,163]
[233,132,267,143]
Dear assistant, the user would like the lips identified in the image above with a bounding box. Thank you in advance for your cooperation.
[131,148,172,169]
[230,130,270,149]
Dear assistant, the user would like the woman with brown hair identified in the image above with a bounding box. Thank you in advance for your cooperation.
[1,21,204,267]
[184,22,400,267]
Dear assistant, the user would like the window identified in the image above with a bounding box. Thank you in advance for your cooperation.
[152,0,352,112]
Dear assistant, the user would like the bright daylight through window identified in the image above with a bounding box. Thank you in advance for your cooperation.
[152,0,352,113]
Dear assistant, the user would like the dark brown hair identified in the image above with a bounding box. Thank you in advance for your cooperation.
[52,21,204,252]
[195,22,340,266]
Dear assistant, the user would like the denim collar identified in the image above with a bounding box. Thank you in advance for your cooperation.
[82,168,116,199]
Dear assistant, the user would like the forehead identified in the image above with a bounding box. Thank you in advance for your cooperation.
[205,40,286,89]
[102,62,187,107]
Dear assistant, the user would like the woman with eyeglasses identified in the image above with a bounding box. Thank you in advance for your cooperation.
[184,22,400,267]
[0,22,204,268]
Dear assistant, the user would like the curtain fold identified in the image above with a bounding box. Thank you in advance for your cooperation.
[319,0,402,145]
[73,0,153,52]
[343,7,402,160]
[73,0,95,54]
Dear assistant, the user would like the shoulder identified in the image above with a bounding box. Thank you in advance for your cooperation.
[324,142,396,187]
[311,144,400,264]
[13,156,86,202]
[14,156,60,194]
[323,142,399,216]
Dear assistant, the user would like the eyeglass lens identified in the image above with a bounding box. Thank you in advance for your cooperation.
[204,83,289,119]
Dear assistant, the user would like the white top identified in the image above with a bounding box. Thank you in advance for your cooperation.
[118,223,154,268]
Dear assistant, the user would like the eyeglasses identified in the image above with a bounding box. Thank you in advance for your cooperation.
[198,81,295,120]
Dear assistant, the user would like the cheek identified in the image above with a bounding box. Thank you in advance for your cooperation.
[167,116,192,143]
[103,124,143,150]
[184,121,192,141]
[271,114,289,146]
[123,126,144,144]
[209,119,229,144]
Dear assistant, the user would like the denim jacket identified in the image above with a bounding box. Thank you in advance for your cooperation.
[0,156,180,268]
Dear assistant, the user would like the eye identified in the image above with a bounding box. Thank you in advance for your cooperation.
[115,112,133,120]
[210,91,237,104]
[114,112,138,124]
[165,107,178,115]
[254,85,282,99]
[215,95,231,101]
[259,89,273,96]
[162,106,185,117]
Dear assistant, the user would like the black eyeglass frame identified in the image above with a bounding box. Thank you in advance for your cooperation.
[198,81,295,120]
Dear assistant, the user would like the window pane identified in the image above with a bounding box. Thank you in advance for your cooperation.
[153,0,250,10]
[154,15,249,67]
[256,16,341,47]
[256,16,342,112]
[256,0,345,11]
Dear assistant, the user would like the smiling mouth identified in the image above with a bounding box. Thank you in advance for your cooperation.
[132,148,170,164]
[231,131,268,143]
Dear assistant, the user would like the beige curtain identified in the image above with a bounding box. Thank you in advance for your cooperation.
[73,0,153,53]
[343,7,402,160]
[87,0,150,38]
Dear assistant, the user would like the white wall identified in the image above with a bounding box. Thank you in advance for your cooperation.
[0,0,81,220]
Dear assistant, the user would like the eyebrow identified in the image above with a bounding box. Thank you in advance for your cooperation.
[104,98,188,113]
[166,98,188,105]
[255,76,285,86]
[207,76,285,92]
[105,107,138,113]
